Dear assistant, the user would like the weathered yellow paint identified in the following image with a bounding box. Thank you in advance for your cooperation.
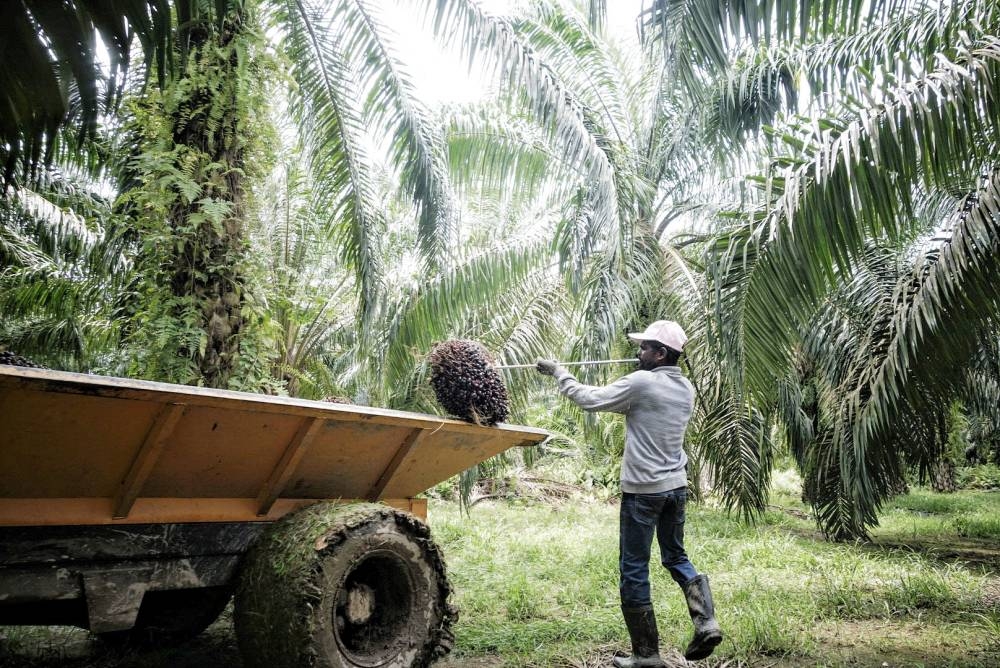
[0,366,546,526]
[0,497,428,524]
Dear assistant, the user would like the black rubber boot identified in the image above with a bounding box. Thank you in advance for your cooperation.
[611,605,666,668]
[681,575,722,661]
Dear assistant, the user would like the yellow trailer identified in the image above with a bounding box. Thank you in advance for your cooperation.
[0,365,547,667]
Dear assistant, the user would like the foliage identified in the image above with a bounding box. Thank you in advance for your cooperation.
[0,167,129,371]
[956,465,1000,491]
[0,1,174,185]
[121,4,278,391]
[429,479,999,667]
[954,513,1000,540]
[686,0,1000,538]
[5,0,1000,547]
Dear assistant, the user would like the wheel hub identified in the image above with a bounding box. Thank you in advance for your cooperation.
[333,549,415,667]
[344,583,375,624]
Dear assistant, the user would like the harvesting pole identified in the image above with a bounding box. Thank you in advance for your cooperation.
[495,359,636,370]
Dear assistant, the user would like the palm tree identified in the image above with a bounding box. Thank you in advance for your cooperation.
[426,0,773,493]
[0,1,174,187]
[2,0,504,389]
[657,0,1000,538]
[0,164,128,371]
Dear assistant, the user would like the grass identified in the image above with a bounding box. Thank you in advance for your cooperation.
[431,470,1000,667]
[1,470,998,668]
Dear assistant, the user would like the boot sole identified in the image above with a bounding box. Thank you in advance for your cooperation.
[684,631,722,661]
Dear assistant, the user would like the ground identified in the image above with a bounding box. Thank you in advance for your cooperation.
[2,490,998,667]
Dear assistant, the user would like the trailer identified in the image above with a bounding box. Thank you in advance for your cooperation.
[0,365,548,667]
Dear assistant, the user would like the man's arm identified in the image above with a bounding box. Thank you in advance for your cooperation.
[537,360,632,413]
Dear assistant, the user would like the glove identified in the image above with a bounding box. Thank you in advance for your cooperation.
[535,359,563,376]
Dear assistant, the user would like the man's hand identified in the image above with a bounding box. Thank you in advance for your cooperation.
[536,359,561,376]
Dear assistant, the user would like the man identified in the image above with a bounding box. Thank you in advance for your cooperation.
[536,320,722,666]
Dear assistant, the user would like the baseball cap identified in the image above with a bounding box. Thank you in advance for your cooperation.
[627,320,687,352]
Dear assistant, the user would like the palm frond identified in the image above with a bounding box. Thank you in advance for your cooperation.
[445,105,571,205]
[270,0,386,322]
[693,383,774,521]
[518,2,639,154]
[426,0,620,228]
[0,1,239,186]
[708,1,997,143]
[852,173,1000,477]
[376,240,554,410]
[640,0,907,72]
[346,0,458,270]
[743,36,1000,396]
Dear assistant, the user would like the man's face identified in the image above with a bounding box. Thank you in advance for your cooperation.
[636,340,664,371]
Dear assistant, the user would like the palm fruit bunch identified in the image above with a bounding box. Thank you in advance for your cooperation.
[0,350,46,369]
[427,339,509,425]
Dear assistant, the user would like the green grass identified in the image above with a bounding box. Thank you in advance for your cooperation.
[877,487,1000,545]
[955,513,1000,540]
[430,478,1000,667]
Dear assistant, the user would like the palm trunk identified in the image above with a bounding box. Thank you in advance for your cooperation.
[128,7,265,390]
[930,458,957,493]
[168,20,248,389]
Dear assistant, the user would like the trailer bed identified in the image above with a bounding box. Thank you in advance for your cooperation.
[0,365,547,525]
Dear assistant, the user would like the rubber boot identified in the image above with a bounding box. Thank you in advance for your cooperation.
[612,605,666,668]
[681,575,722,661]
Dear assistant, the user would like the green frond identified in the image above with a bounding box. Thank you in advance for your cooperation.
[570,231,666,362]
[0,1,243,186]
[380,240,554,408]
[446,105,571,205]
[426,0,620,227]
[743,37,1000,396]
[345,0,458,270]
[854,173,1000,474]
[693,384,773,521]
[517,2,641,154]
[269,0,387,321]
[641,0,912,71]
[709,1,998,143]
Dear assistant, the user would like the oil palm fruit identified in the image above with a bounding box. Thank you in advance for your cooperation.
[0,350,46,369]
[427,339,509,426]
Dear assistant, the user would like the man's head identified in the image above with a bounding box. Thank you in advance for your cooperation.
[627,320,686,370]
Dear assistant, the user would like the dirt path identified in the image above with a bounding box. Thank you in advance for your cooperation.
[4,597,998,668]
[0,612,509,668]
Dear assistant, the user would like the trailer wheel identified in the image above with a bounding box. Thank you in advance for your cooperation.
[234,502,456,668]
[96,586,232,646]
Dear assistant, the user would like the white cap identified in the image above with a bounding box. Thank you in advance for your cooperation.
[627,320,687,352]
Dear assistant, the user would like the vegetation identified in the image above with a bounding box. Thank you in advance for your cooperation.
[3,0,1000,534]
[6,1,1000,664]
[432,478,1000,667]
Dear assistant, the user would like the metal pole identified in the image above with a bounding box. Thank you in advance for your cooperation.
[495,359,636,370]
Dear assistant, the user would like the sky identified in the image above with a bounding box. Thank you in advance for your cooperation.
[386,0,646,104]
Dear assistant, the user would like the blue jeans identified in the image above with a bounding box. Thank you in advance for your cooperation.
[619,488,699,607]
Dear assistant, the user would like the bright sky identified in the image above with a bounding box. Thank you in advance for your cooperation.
[387,0,646,104]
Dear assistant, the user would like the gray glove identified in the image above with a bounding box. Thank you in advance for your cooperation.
[535,359,564,377]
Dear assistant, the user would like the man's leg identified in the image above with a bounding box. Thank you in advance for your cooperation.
[655,488,722,661]
[614,493,666,668]
[654,487,698,584]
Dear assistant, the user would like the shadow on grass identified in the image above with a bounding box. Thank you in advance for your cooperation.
[863,536,1000,575]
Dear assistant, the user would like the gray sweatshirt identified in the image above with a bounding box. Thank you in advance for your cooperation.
[553,365,693,493]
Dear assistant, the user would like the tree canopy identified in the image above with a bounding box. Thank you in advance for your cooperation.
[2,0,999,539]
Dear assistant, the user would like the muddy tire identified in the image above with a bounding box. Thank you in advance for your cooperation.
[234,502,456,668]
[96,586,232,646]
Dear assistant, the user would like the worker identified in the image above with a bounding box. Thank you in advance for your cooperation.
[536,320,722,666]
